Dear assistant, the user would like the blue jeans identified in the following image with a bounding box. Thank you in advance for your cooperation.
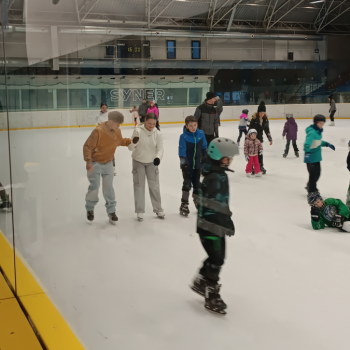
[85,161,116,214]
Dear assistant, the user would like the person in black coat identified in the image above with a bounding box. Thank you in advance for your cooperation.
[248,101,273,174]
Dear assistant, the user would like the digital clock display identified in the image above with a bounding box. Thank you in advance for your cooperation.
[117,40,150,59]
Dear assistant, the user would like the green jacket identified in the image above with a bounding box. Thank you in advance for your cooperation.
[304,125,328,163]
[312,198,350,230]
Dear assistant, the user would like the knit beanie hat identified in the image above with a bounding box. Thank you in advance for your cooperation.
[313,114,326,124]
[242,109,249,115]
[206,91,216,100]
[108,111,124,124]
[257,101,266,113]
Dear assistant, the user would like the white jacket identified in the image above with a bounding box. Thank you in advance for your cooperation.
[128,124,164,163]
[96,111,108,125]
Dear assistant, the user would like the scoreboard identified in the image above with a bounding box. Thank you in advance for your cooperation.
[117,40,150,59]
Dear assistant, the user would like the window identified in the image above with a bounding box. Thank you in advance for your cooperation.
[166,40,176,59]
[192,41,201,59]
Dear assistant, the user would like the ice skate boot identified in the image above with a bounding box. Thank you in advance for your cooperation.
[283,153,287,158]
[137,213,143,221]
[295,152,299,158]
[0,195,12,212]
[180,202,190,217]
[87,210,94,223]
[156,211,165,219]
[191,274,209,297]
[108,212,118,225]
[246,173,253,178]
[255,172,262,177]
[260,166,266,175]
[205,284,227,315]
[329,121,335,126]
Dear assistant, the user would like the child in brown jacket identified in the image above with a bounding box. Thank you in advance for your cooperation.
[244,129,263,178]
[83,111,136,225]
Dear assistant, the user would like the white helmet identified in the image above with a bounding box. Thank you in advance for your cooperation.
[248,129,257,136]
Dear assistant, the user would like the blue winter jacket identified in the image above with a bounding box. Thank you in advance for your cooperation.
[179,126,208,169]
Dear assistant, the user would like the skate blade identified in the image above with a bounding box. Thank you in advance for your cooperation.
[157,215,165,219]
[87,220,93,225]
[137,218,143,222]
[205,305,227,315]
[109,219,117,225]
[180,212,189,217]
[190,285,205,297]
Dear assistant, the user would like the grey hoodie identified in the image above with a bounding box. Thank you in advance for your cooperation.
[329,99,336,113]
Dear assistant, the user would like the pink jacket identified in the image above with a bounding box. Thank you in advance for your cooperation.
[147,105,159,118]
[244,137,263,156]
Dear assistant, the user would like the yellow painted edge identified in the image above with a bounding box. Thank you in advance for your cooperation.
[0,298,43,350]
[0,270,14,301]
[0,230,85,350]
[0,232,16,289]
[1,117,349,131]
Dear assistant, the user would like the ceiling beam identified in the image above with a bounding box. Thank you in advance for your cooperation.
[74,0,81,26]
[266,0,279,32]
[318,4,350,31]
[227,3,238,31]
[150,0,175,25]
[210,0,218,30]
[81,0,102,22]
[213,0,244,28]
[265,0,293,22]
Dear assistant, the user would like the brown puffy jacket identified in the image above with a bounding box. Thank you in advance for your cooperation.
[244,137,263,156]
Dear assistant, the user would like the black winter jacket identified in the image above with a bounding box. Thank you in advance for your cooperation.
[138,102,148,117]
[197,158,235,237]
[194,101,219,136]
[248,113,272,143]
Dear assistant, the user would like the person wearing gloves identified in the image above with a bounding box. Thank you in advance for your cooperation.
[194,92,219,145]
[244,129,263,178]
[307,191,350,232]
[138,99,148,124]
[282,113,299,158]
[84,111,133,225]
[128,113,164,221]
[237,109,249,146]
[147,101,160,131]
[248,101,272,174]
[178,115,208,217]
[328,95,336,126]
[304,114,335,194]
[96,103,108,124]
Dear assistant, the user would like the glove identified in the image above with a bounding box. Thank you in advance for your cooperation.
[153,158,160,166]
[332,214,344,228]
[225,219,235,237]
[311,207,320,222]
[327,143,335,151]
[259,149,263,155]
[245,155,250,161]
[132,136,139,144]
[304,152,312,163]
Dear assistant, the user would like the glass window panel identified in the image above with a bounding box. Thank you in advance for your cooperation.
[167,40,176,59]
[192,41,200,59]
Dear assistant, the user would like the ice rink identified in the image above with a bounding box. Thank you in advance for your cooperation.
[1,119,350,350]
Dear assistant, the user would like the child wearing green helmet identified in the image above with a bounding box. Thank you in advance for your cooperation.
[190,137,239,315]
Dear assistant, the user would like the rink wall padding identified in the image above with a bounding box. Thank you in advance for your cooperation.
[0,103,349,131]
[0,230,86,350]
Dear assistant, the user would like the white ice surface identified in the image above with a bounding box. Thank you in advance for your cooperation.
[1,120,350,350]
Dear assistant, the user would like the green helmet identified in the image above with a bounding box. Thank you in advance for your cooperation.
[208,137,239,161]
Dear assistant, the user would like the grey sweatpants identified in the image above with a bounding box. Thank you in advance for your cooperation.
[85,161,116,214]
[132,159,163,214]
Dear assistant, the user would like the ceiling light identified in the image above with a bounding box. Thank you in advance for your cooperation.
[310,0,324,3]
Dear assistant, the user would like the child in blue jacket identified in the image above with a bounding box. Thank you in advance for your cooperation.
[179,115,208,216]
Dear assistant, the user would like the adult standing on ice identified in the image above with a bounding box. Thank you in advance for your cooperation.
[328,95,336,126]
[304,114,335,194]
[84,111,134,225]
[194,92,219,145]
[248,101,272,174]
[128,113,164,221]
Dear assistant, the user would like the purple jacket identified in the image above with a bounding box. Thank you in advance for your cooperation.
[283,118,298,140]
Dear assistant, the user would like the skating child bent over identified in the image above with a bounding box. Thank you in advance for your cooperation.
[178,115,208,216]
[191,137,239,315]
[244,129,263,178]
[282,113,299,158]
[308,192,350,232]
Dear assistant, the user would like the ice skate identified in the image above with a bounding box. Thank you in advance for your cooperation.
[329,121,335,126]
[108,212,118,225]
[137,213,143,221]
[156,211,165,219]
[283,153,287,158]
[87,210,94,223]
[180,202,190,217]
[295,152,299,158]
[204,284,227,315]
[246,173,254,178]
[260,166,266,175]
[190,274,208,297]
[0,196,12,212]
[255,172,262,177]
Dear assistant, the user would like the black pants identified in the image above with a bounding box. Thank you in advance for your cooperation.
[329,110,336,122]
[113,158,115,167]
[284,140,299,155]
[237,128,247,143]
[205,134,215,146]
[156,120,160,131]
[199,234,226,283]
[181,168,201,203]
[307,162,321,193]
[140,116,145,123]
[0,181,7,202]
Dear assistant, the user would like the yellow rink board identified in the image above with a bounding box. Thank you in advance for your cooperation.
[0,231,85,350]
